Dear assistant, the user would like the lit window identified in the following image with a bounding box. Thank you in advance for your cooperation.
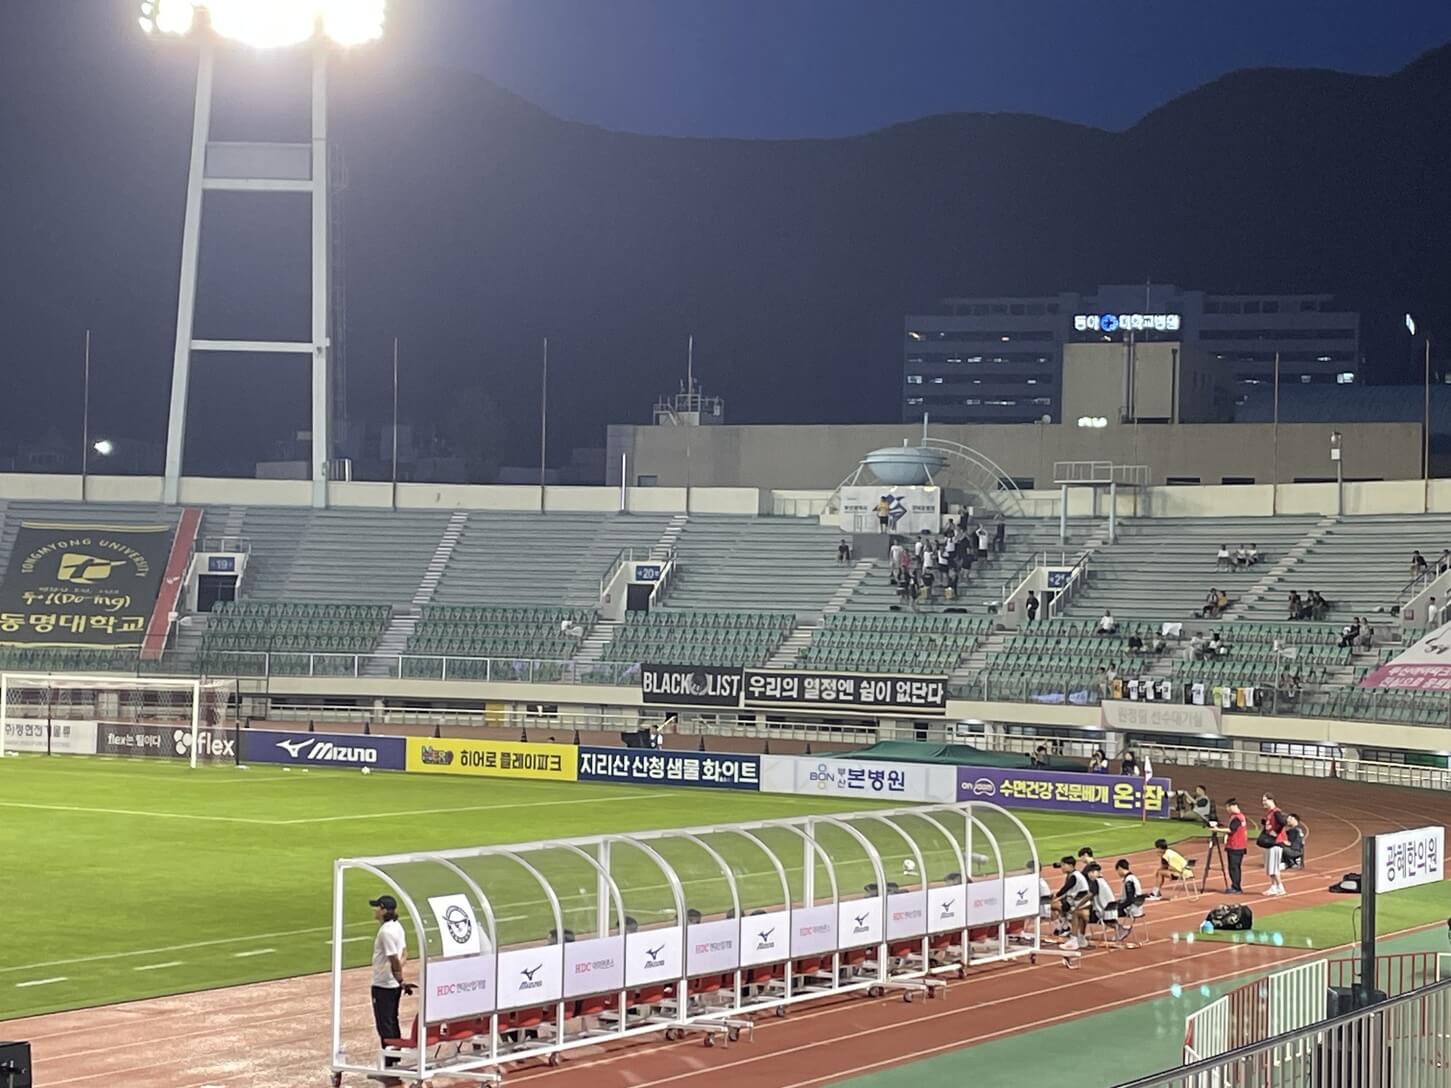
[1026,379,1037,385]
[1337,372,1355,384]
[931,376,944,384]
[967,355,983,363]
[906,396,924,406]
[964,398,981,405]
[986,399,1018,407]
[1299,374,1312,383]
[1001,335,1011,342]
[906,375,924,385]
[907,331,924,341]
[1317,355,1332,362]
[1031,397,1052,406]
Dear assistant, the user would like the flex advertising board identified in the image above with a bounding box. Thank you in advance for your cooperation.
[1,718,98,755]
[241,729,406,771]
[405,737,578,781]
[94,721,235,763]
[0,520,173,648]
[791,904,837,956]
[1374,826,1444,893]
[927,886,964,934]
[423,952,496,1021]
[955,767,1172,819]
[885,892,928,939]
[577,747,760,791]
[965,879,1005,926]
[1003,874,1039,920]
[639,664,743,707]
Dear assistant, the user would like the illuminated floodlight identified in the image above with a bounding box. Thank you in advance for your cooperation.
[92,439,115,457]
[139,0,386,48]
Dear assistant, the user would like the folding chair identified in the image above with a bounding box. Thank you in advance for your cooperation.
[1172,860,1202,901]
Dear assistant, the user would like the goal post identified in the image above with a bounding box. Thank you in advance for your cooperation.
[0,673,239,767]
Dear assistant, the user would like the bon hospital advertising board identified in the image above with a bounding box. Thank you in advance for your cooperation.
[955,767,1172,818]
[241,729,406,771]
[761,755,958,804]
[577,747,760,791]
[404,737,578,781]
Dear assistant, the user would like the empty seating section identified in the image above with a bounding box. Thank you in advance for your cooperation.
[1241,514,1451,620]
[842,519,1102,615]
[665,516,846,615]
[432,514,671,608]
[603,611,794,667]
[407,606,591,661]
[239,508,449,604]
[797,612,992,674]
[1066,516,1317,621]
[202,600,389,675]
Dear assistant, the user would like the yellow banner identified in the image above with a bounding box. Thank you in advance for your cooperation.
[405,737,578,781]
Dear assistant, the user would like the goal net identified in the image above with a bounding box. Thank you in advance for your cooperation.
[0,673,239,767]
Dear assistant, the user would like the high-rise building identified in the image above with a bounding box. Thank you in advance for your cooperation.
[903,284,1360,424]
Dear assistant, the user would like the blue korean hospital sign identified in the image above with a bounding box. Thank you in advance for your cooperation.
[578,747,760,791]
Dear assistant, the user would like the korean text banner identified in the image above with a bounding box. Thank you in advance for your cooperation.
[95,721,236,763]
[1359,620,1451,690]
[1373,826,1444,893]
[405,736,578,781]
[742,669,947,716]
[0,521,173,648]
[242,729,406,771]
[577,747,760,791]
[640,664,743,707]
[2,719,98,756]
[956,767,1172,818]
[761,755,958,804]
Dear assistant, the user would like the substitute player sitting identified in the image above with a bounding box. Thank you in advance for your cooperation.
[1150,837,1188,899]
[1050,854,1089,938]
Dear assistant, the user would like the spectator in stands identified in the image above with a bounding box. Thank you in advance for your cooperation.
[1096,609,1118,636]
[1088,748,1109,773]
[1216,543,1232,572]
[1287,590,1302,621]
[1439,549,1451,575]
[1357,618,1375,651]
[1098,664,1117,699]
[1031,744,1050,768]
[1150,838,1188,899]
[1233,544,1250,570]
[1338,618,1360,649]
[1278,670,1301,701]
[1189,632,1209,660]
[1025,590,1040,624]
[897,544,912,585]
[942,532,957,571]
[976,522,990,559]
[921,564,936,602]
[888,540,905,584]
[1260,793,1289,896]
[1207,631,1225,656]
[896,573,913,607]
[1127,632,1144,653]
[1430,596,1441,626]
[944,563,960,601]
[1114,858,1146,936]
[1309,590,1328,620]
[875,496,891,531]
[1247,543,1261,566]
[837,539,851,564]
[994,515,1006,553]
[1223,798,1249,894]
[1411,550,1428,579]
[1120,749,1141,777]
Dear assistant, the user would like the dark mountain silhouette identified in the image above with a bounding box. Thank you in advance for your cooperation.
[1,5,1448,477]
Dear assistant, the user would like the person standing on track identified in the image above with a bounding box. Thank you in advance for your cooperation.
[1223,797,1249,895]
[1259,793,1289,896]
[370,894,413,1087]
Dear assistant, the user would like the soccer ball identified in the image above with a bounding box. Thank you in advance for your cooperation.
[361,767,372,776]
[902,859,917,875]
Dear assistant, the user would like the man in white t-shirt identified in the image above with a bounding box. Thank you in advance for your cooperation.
[370,894,412,1085]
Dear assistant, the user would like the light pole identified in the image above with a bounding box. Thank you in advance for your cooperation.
[1330,430,1343,517]
[1407,314,1431,509]
[140,2,387,509]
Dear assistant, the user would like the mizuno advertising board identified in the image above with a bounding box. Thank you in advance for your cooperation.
[496,947,563,1010]
[739,909,791,968]
[241,729,406,771]
[625,926,683,988]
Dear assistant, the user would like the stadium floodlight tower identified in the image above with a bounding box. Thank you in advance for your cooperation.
[140,1,386,508]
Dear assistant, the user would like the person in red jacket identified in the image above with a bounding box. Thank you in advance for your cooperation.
[1222,797,1249,894]
[1260,793,1289,896]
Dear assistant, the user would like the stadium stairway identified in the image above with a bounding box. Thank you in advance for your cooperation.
[664,516,846,615]
[1221,518,1335,620]
[573,617,620,664]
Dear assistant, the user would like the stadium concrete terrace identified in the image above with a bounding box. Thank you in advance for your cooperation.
[2,471,1450,762]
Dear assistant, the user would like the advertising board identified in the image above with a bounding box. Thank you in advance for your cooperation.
[577,747,760,791]
[405,737,577,781]
[1373,826,1444,893]
[955,767,1172,818]
[743,669,946,716]
[1,718,97,755]
[95,721,234,763]
[761,755,958,804]
[423,952,496,1021]
[241,729,406,771]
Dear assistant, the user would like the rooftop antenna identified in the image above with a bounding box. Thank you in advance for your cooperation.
[687,334,694,402]
[922,411,929,444]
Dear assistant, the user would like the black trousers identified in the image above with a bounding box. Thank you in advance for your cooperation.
[371,985,402,1066]
[1227,848,1246,891]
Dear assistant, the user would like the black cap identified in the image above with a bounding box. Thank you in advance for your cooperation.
[1053,855,1076,868]
[369,895,398,911]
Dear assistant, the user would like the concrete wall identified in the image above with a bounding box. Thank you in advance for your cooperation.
[1060,341,1219,424]
[608,420,1421,492]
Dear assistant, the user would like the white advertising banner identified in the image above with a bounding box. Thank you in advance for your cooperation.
[1360,622,1451,689]
[1374,826,1444,893]
[1003,874,1039,920]
[625,926,684,987]
[760,755,957,805]
[423,952,496,1021]
[839,486,941,536]
[2,718,98,755]
[838,896,883,948]
[966,878,1005,925]
[687,919,740,977]
[885,892,928,939]
[740,909,792,967]
[496,946,563,1010]
[791,904,837,957]
[563,935,625,998]
[428,894,484,959]
[927,885,964,934]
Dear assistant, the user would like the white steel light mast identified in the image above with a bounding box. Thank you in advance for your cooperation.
[140,1,386,508]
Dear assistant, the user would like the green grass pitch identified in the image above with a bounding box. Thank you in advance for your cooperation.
[1,756,1185,1020]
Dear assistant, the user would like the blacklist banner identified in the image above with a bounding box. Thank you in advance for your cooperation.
[639,664,743,707]
[578,747,760,791]
[742,669,948,716]
[0,521,174,648]
[95,721,236,763]
[241,729,406,771]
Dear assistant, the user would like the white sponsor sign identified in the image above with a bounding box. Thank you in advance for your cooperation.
[1,718,97,755]
[563,935,625,998]
[687,918,740,976]
[1361,621,1451,690]
[1374,826,1444,893]
[740,909,791,967]
[966,879,1005,925]
[496,946,562,1010]
[928,885,964,934]
[1100,700,1221,733]
[625,925,683,987]
[1003,874,1039,920]
[760,755,957,805]
[423,952,496,1021]
[886,891,928,940]
[428,894,484,959]
[838,896,883,948]
[791,904,837,957]
[838,485,941,536]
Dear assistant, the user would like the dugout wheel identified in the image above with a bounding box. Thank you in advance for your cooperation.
[1028,953,1038,965]
[548,1052,562,1067]
[773,1006,786,1018]
[704,1033,716,1048]
[867,985,884,998]
[728,1026,742,1042]
[329,1075,342,1087]
[664,1028,682,1041]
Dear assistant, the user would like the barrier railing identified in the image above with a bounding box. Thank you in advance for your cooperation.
[201,651,640,686]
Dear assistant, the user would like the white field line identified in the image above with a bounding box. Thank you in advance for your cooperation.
[231,948,276,959]
[132,961,184,972]
[278,792,659,825]
[0,801,277,825]
[15,977,66,988]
